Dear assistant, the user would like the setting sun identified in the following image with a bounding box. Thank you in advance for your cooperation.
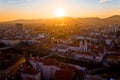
[55,8,65,17]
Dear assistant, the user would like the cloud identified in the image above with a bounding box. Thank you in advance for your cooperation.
[6,0,34,3]
[99,0,112,3]
[7,0,17,3]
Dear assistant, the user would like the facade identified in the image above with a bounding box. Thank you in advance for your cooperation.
[21,67,41,80]
[28,57,85,80]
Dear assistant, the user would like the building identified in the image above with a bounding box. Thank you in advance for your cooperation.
[21,67,41,80]
[106,53,120,64]
[28,57,86,80]
[0,52,25,78]
[29,58,60,80]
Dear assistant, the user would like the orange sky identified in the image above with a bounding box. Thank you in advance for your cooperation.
[0,0,120,21]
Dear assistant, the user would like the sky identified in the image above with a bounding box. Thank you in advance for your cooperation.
[0,0,120,21]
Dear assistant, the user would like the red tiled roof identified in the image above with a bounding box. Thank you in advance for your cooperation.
[57,46,68,49]
[60,63,77,72]
[25,77,35,80]
[106,48,118,52]
[68,40,79,47]
[107,54,120,59]
[75,51,93,56]
[22,67,39,75]
[55,70,73,80]
[43,58,60,67]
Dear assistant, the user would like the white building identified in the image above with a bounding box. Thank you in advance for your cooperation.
[0,39,20,46]
[29,58,60,80]
[21,67,41,80]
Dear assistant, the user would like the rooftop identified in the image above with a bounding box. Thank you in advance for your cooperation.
[0,52,24,70]
[68,40,80,47]
[22,67,40,75]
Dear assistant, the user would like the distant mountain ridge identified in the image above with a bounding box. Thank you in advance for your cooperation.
[0,15,120,27]
[105,15,120,19]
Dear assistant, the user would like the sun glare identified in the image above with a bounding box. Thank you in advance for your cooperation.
[55,8,65,17]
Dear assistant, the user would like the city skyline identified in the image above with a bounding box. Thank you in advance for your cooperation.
[0,0,120,21]
[0,1,120,80]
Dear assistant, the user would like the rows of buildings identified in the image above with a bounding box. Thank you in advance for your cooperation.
[54,26,120,65]
[0,23,120,80]
[20,56,86,80]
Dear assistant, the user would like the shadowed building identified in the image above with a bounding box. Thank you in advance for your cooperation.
[0,52,25,79]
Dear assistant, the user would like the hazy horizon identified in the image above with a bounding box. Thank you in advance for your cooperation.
[0,15,120,22]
